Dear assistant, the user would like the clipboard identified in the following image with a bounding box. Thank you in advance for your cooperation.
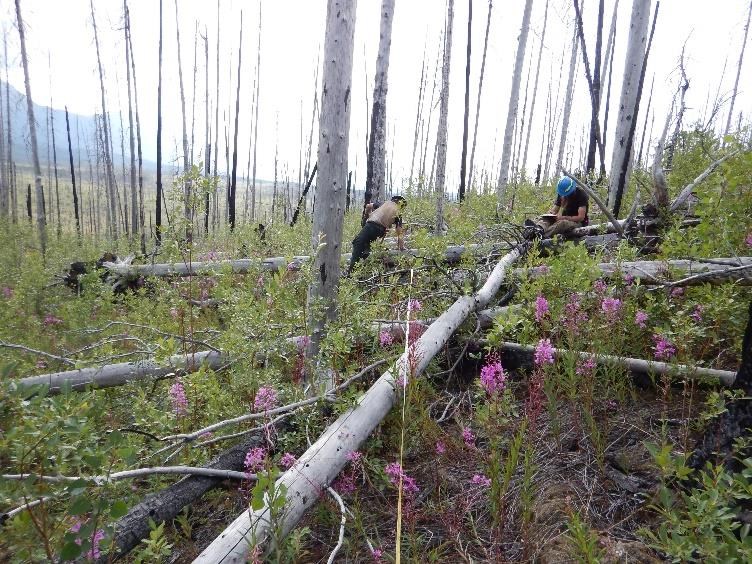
[540,214,558,220]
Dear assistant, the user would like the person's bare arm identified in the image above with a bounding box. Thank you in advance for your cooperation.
[365,203,375,216]
[548,204,561,215]
[558,206,586,223]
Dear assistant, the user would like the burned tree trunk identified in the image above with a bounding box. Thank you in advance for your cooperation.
[174,0,192,238]
[458,0,472,202]
[228,12,243,231]
[408,46,427,187]
[124,0,138,240]
[555,29,579,176]
[290,163,317,227]
[496,0,532,204]
[364,0,395,208]
[65,108,81,240]
[305,0,357,391]
[467,0,493,191]
[521,0,548,179]
[723,0,752,140]
[90,0,118,240]
[434,0,454,234]
[203,29,211,235]
[608,0,652,213]
[156,0,164,245]
[15,0,47,255]
[689,300,752,471]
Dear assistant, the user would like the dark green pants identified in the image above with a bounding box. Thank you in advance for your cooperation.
[347,221,386,275]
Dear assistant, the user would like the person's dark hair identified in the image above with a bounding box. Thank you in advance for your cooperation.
[391,195,406,205]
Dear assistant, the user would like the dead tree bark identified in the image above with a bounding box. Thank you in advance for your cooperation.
[48,85,61,238]
[689,300,752,472]
[556,17,579,176]
[190,22,198,168]
[212,0,221,231]
[15,0,47,255]
[65,108,81,240]
[467,0,493,191]
[458,0,472,202]
[124,3,145,252]
[723,0,752,141]
[0,69,6,219]
[203,29,211,235]
[124,0,138,240]
[4,33,16,224]
[637,74,654,167]
[608,0,652,213]
[290,163,317,227]
[250,2,262,222]
[408,44,427,187]
[521,0,548,180]
[156,0,164,244]
[305,0,357,392]
[364,0,395,208]
[651,98,673,210]
[434,0,455,234]
[228,12,243,231]
[96,428,278,563]
[665,49,689,170]
[90,0,118,240]
[174,0,192,239]
[496,0,532,204]
[573,0,605,175]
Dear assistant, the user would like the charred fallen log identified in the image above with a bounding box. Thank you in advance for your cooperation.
[688,300,752,471]
[97,425,284,562]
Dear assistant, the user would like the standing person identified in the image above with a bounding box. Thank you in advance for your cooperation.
[526,176,589,238]
[347,195,407,275]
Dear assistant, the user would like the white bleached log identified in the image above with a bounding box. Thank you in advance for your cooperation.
[14,350,226,394]
[518,257,752,286]
[193,246,523,562]
[497,341,736,386]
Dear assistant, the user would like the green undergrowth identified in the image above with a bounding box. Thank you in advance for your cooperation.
[0,131,750,561]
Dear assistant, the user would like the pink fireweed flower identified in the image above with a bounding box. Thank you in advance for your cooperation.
[253,386,279,412]
[169,380,188,416]
[746,232,752,247]
[479,353,506,395]
[594,279,608,293]
[635,310,649,329]
[601,297,622,320]
[379,330,394,347]
[538,264,550,274]
[1,286,12,299]
[384,462,420,494]
[407,298,423,313]
[435,441,446,455]
[623,273,635,286]
[653,334,676,360]
[462,427,476,448]
[407,321,425,342]
[371,547,384,562]
[670,287,684,298]
[334,471,356,494]
[534,294,549,322]
[296,335,311,352]
[279,452,297,469]
[691,304,704,323]
[346,450,363,464]
[69,519,105,560]
[471,474,492,487]
[43,314,62,326]
[576,357,597,376]
[563,293,589,335]
[534,338,555,366]
[244,447,268,473]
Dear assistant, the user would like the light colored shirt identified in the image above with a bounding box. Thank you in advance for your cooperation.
[367,200,402,229]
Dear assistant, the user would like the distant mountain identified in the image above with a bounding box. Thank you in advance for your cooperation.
[0,80,140,171]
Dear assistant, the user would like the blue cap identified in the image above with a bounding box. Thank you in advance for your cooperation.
[556,177,576,197]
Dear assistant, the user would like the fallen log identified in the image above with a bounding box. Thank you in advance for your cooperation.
[97,428,278,563]
[495,341,736,386]
[14,350,227,395]
[193,245,526,562]
[518,257,752,286]
[101,243,509,282]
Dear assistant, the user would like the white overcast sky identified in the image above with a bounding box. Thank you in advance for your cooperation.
[2,0,751,193]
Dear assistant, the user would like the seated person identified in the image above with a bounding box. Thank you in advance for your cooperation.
[531,176,589,238]
[347,195,406,275]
